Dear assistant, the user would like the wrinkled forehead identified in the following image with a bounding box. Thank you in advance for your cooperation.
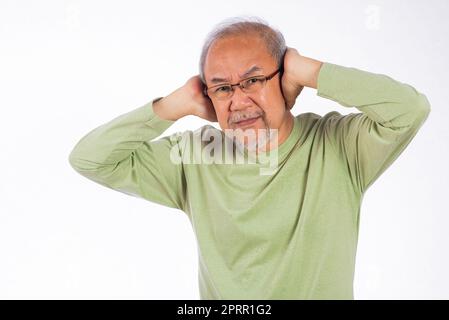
[204,35,276,84]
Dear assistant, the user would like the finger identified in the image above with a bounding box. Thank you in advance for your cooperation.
[200,97,218,122]
[282,81,297,109]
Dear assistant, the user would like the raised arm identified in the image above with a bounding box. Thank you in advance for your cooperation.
[68,76,217,211]
[316,62,430,194]
[281,48,431,194]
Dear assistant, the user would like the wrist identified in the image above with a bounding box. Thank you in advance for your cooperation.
[153,87,190,121]
[294,56,323,89]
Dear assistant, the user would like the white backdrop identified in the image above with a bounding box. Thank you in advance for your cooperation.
[0,0,448,299]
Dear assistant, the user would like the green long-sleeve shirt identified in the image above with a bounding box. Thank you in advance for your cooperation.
[68,62,431,299]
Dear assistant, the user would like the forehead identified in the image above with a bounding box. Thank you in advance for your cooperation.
[204,35,276,83]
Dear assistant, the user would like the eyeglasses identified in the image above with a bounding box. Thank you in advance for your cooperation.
[204,67,282,100]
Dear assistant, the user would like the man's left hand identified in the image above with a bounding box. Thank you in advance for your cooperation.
[281,47,323,109]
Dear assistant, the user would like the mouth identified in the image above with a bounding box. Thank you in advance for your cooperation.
[234,116,261,128]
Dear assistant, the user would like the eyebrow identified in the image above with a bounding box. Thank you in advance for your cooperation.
[209,65,263,84]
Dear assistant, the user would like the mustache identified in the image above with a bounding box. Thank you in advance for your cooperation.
[228,110,265,125]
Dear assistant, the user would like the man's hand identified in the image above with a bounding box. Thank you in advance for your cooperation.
[153,75,218,122]
[281,47,323,109]
[184,76,218,122]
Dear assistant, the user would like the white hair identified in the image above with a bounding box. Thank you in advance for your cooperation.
[199,16,287,84]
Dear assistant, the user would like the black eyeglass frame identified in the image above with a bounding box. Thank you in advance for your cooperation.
[203,67,283,98]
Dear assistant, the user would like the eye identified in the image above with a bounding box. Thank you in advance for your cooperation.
[215,85,231,93]
[244,78,261,86]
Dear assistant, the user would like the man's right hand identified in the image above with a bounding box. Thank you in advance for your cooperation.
[153,75,218,122]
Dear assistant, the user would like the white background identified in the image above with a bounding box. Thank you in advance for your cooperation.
[0,0,448,299]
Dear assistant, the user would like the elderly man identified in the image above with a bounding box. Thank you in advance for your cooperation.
[68,17,431,299]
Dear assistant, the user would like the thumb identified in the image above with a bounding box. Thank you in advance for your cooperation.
[281,78,303,110]
[197,96,218,122]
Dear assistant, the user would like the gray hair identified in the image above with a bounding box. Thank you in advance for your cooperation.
[199,16,287,84]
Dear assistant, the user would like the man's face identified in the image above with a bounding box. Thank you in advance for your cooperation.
[203,34,287,149]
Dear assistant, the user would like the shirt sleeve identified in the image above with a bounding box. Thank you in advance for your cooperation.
[317,62,431,194]
[68,97,188,212]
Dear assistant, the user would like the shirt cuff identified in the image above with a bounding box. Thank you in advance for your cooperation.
[142,96,177,132]
[316,62,341,101]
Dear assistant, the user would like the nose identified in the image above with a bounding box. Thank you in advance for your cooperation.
[229,85,252,112]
